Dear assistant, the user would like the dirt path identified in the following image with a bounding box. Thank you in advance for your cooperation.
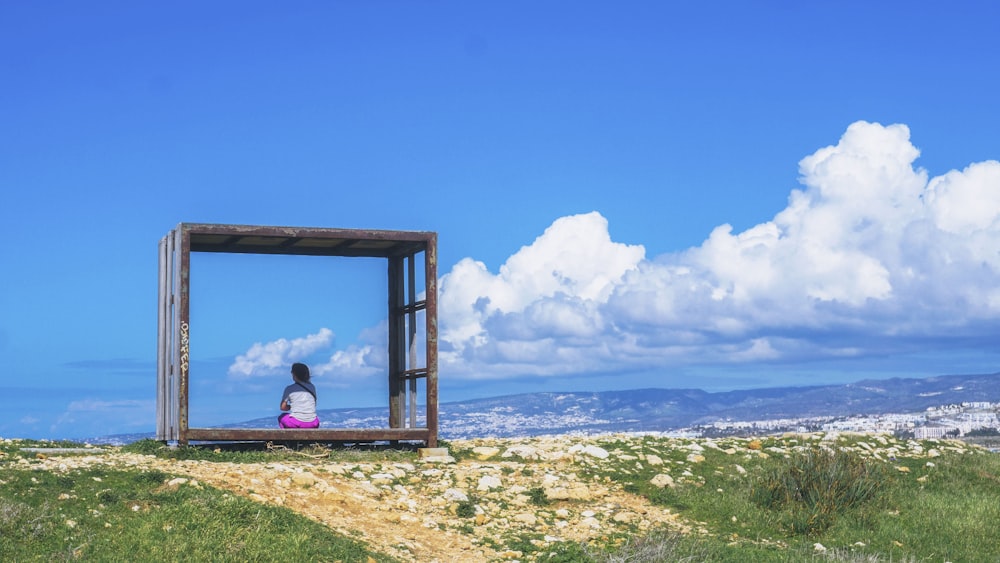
[26,441,692,562]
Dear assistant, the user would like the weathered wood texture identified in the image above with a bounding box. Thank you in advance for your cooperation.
[183,427,431,443]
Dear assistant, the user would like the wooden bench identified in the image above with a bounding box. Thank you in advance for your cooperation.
[182,427,434,445]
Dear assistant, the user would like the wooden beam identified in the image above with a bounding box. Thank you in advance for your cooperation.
[184,427,431,442]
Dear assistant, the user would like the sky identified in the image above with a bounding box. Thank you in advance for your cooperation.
[2,2,999,440]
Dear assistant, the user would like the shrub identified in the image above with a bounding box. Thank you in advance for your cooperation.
[750,449,890,536]
[455,500,477,518]
[527,487,550,506]
[588,530,713,562]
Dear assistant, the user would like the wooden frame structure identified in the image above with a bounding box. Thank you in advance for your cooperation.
[156,223,438,446]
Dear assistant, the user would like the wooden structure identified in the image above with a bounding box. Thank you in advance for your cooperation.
[156,223,438,446]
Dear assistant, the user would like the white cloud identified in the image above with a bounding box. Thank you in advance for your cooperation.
[437,121,1000,378]
[222,121,1000,384]
[439,211,645,368]
[312,345,383,380]
[227,328,334,378]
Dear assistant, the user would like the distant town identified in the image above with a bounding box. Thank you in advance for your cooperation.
[692,401,1000,441]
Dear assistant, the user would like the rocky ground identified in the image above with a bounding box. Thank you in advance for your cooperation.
[15,435,701,562]
[10,432,981,562]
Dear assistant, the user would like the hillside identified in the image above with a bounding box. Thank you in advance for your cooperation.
[7,431,998,562]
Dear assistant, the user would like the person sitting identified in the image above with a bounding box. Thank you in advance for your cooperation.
[278,362,320,429]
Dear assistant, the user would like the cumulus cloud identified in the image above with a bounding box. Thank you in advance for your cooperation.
[224,121,1000,384]
[227,323,388,381]
[227,328,335,378]
[438,121,1000,378]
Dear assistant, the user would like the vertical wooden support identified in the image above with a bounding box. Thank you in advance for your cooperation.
[407,254,418,429]
[425,233,439,447]
[157,231,181,441]
[177,228,191,445]
[387,255,405,429]
[156,236,169,439]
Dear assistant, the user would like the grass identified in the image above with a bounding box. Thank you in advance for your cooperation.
[563,433,1000,562]
[748,448,892,536]
[4,434,998,562]
[0,439,396,562]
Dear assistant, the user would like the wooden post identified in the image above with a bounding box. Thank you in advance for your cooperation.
[156,235,168,440]
[387,255,405,429]
[425,233,439,447]
[407,253,418,429]
[177,227,190,445]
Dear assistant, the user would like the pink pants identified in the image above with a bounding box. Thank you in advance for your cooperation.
[278,414,320,428]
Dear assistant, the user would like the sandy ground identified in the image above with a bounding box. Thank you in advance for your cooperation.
[22,442,691,562]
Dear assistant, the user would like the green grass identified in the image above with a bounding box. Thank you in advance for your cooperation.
[748,448,892,536]
[567,434,1000,562]
[1,439,396,562]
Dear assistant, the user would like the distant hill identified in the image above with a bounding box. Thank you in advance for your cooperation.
[91,372,1000,444]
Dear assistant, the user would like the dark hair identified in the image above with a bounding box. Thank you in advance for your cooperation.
[291,362,310,383]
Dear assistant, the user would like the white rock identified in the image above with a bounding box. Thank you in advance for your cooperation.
[581,516,601,529]
[477,475,502,491]
[574,445,610,459]
[650,474,675,488]
[613,511,638,523]
[443,488,469,502]
[503,445,538,459]
[514,513,537,525]
[813,543,827,552]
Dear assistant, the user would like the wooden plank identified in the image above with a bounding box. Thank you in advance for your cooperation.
[425,233,439,448]
[178,227,191,444]
[156,235,168,440]
[388,255,405,428]
[184,427,431,442]
[408,253,418,429]
[169,230,181,441]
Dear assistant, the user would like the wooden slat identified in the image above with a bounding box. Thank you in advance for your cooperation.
[408,254,418,429]
[184,427,431,442]
[425,233,439,448]
[156,235,169,440]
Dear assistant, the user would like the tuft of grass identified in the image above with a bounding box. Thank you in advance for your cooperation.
[527,486,551,506]
[750,449,891,536]
[455,499,477,518]
[590,530,716,563]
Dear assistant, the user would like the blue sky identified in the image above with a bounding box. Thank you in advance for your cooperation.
[2,2,999,440]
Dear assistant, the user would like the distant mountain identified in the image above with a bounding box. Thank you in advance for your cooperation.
[90,372,1000,444]
[428,371,1000,438]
